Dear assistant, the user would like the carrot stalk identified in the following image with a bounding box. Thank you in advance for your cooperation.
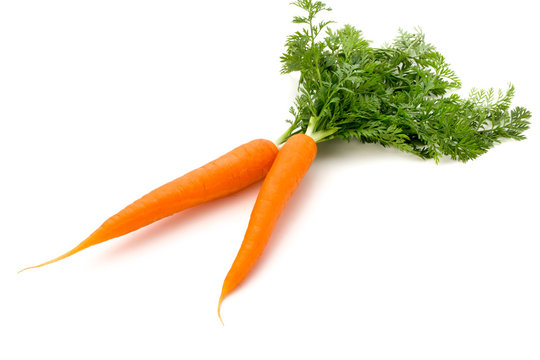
[218,134,317,322]
[19,139,278,273]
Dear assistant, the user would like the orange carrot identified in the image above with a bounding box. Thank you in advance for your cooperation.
[218,133,316,322]
[19,139,278,273]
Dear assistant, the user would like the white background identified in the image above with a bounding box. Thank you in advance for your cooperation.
[1,0,539,359]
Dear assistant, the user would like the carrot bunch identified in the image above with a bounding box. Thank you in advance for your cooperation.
[20,0,531,324]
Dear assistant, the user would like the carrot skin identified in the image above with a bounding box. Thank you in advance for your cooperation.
[20,139,278,272]
[218,134,317,321]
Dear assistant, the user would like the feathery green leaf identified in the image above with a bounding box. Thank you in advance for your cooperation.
[278,0,531,162]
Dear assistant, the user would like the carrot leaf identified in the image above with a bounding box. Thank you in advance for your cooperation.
[278,0,532,162]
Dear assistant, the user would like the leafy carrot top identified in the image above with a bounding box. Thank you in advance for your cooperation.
[277,0,531,162]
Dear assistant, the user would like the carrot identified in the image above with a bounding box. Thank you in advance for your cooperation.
[19,139,278,273]
[218,133,317,322]
[19,0,532,323]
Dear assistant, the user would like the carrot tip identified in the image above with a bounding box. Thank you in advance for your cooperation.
[17,259,57,274]
[17,265,39,274]
[217,293,225,326]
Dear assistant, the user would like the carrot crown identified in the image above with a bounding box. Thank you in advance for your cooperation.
[277,0,531,162]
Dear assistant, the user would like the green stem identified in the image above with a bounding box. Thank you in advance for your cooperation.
[275,123,297,145]
[276,115,338,145]
[310,127,339,142]
[305,115,318,137]
[305,115,338,142]
[308,10,323,88]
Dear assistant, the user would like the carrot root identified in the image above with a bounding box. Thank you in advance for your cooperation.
[19,139,278,273]
[218,133,317,318]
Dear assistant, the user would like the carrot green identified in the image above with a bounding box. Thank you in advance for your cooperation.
[277,0,531,162]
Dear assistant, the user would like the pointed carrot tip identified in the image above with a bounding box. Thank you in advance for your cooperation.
[17,260,55,274]
[17,242,91,275]
[17,265,38,274]
[217,293,226,326]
